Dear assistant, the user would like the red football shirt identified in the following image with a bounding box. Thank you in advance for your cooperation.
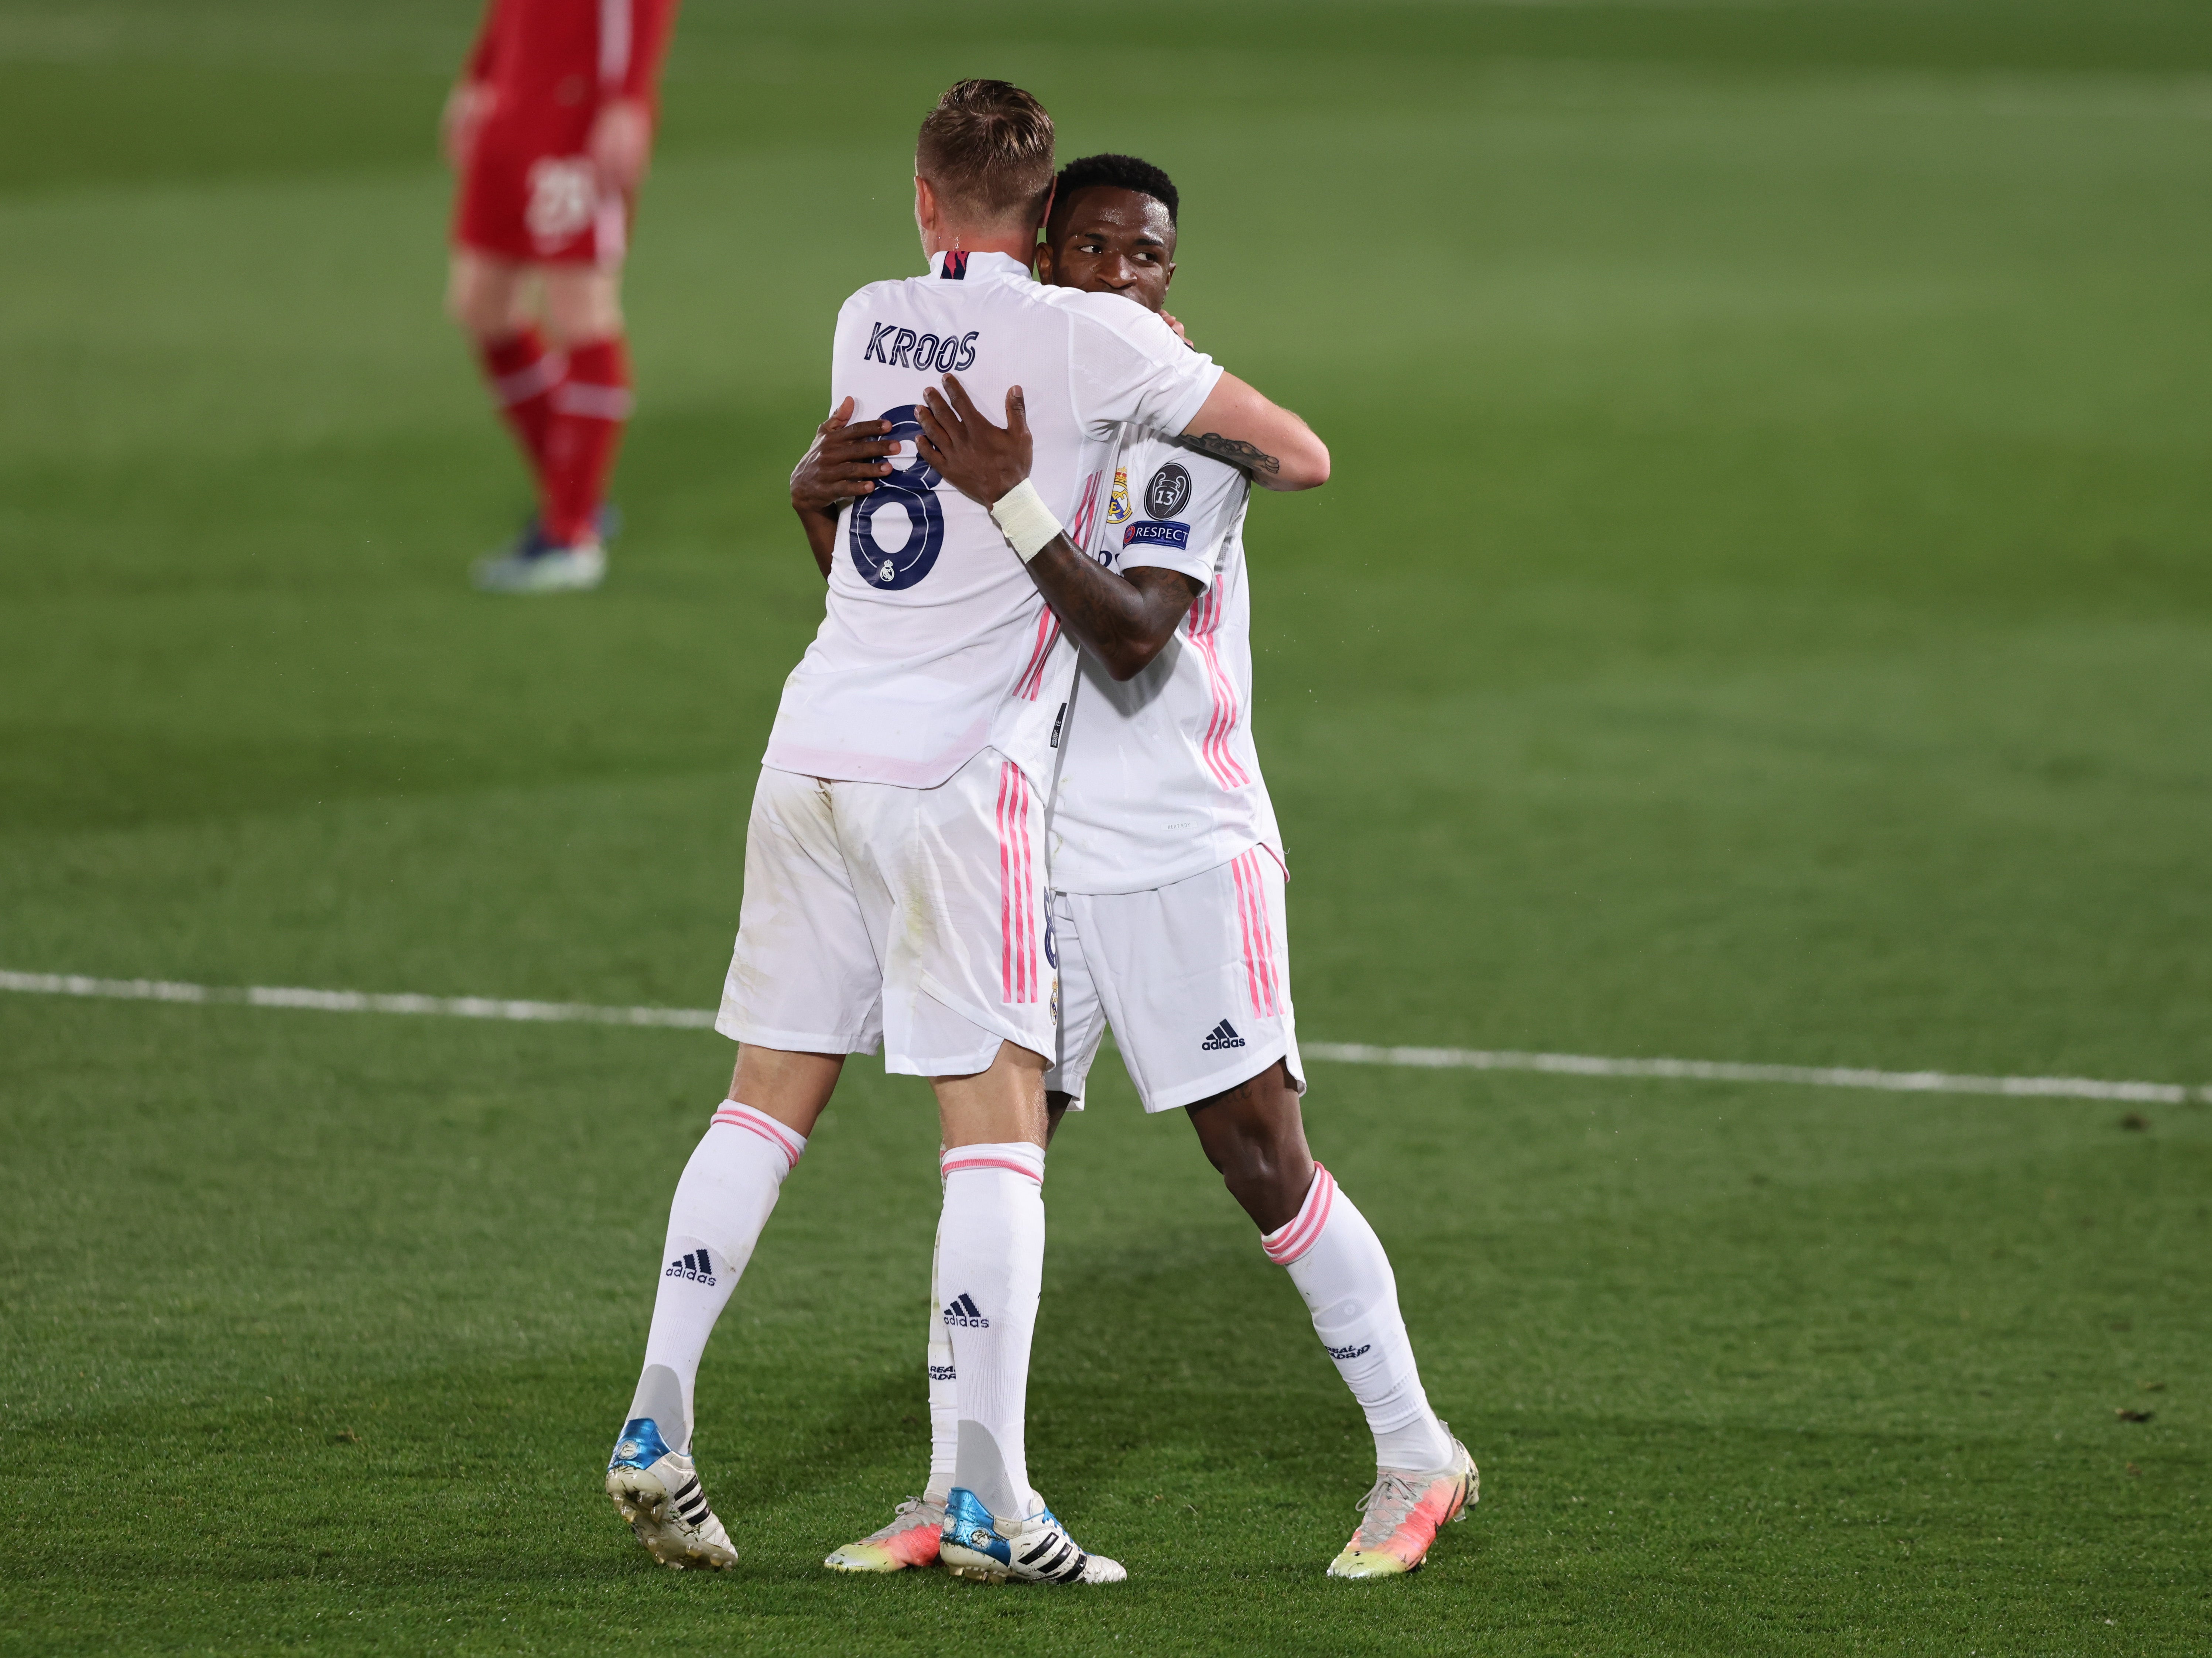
[463,0,681,150]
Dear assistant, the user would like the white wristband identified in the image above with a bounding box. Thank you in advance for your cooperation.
[989,478,1062,564]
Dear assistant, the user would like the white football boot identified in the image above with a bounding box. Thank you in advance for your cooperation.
[605,1418,736,1570]
[938,1486,1126,1584]
[824,1494,948,1572]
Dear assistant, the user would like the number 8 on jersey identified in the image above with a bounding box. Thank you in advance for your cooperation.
[848,405,945,590]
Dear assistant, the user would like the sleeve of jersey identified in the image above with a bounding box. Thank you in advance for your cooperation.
[1118,458,1241,588]
[620,0,682,103]
[1067,303,1224,441]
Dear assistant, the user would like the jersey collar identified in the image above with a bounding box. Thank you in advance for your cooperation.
[928,249,1033,282]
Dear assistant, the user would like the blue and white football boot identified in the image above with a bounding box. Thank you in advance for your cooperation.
[605,1418,737,1570]
[938,1486,1126,1584]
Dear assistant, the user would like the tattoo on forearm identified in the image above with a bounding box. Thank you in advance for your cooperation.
[1172,431,1280,476]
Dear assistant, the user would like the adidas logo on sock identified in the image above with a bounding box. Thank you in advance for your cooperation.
[941,1293,990,1329]
[1201,1018,1246,1051]
[1326,1341,1373,1361]
[664,1248,718,1287]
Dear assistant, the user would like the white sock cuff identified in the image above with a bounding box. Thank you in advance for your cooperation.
[1261,1162,1338,1265]
[940,1141,1045,1186]
[710,1099,808,1176]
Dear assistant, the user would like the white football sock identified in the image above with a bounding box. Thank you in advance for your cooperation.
[937,1140,1047,1520]
[625,1101,808,1454]
[1263,1163,1453,1472]
[925,1212,959,1504]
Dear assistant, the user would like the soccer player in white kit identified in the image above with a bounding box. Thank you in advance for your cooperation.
[801,154,1476,1580]
[602,89,1331,1586]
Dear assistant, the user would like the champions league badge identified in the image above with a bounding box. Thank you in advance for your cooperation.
[1145,462,1192,520]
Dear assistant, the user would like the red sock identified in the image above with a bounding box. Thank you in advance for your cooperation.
[543,336,632,546]
[477,328,564,483]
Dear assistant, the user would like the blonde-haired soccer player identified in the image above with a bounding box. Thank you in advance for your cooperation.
[603,85,1328,1585]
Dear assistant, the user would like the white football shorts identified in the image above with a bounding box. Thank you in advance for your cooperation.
[716,748,1055,1076]
[1045,846,1305,1113]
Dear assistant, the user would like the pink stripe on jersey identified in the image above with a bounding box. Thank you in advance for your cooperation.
[1012,608,1060,701]
[1262,1163,1336,1265]
[1184,584,1250,789]
[710,1100,806,1173]
[1067,469,1103,555]
[940,1154,1045,1185]
[996,762,1038,1004]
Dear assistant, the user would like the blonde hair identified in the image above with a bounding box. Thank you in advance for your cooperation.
[917,79,1056,228]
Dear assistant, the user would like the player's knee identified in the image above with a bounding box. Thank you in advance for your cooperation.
[1189,1064,1312,1227]
[445,255,525,340]
[542,270,623,344]
[445,279,503,339]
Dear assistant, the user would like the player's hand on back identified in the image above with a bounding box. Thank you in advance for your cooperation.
[589,98,654,195]
[791,397,898,514]
[915,375,1034,507]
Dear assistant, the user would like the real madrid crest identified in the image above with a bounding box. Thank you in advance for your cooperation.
[1105,468,1131,525]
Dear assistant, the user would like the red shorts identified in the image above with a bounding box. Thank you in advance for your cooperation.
[453,129,630,268]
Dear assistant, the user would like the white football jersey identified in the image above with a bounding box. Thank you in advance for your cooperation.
[763,252,1223,791]
[1047,431,1283,894]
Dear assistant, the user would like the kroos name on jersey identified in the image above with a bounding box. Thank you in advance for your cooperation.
[862,323,980,373]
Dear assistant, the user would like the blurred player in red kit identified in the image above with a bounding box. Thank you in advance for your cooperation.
[443,0,681,592]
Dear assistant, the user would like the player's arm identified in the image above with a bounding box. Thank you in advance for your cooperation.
[789,396,898,582]
[441,0,502,171]
[590,0,682,193]
[1177,372,1329,492]
[917,377,1200,682]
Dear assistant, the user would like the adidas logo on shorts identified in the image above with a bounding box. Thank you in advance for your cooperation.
[1201,1019,1246,1052]
[665,1248,717,1286]
[942,1293,990,1329]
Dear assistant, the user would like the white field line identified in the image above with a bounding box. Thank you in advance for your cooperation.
[4,969,2205,1106]
[0,969,716,1030]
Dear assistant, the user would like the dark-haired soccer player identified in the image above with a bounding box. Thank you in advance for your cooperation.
[601,86,1329,1587]
[803,153,1476,1580]
[442,0,680,592]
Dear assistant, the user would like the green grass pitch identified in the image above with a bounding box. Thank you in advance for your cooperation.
[4,1,2210,1650]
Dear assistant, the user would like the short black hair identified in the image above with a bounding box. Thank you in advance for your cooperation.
[1051,152,1178,227]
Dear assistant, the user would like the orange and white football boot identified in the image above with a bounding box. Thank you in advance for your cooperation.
[824,1496,947,1572]
[1327,1431,1478,1578]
